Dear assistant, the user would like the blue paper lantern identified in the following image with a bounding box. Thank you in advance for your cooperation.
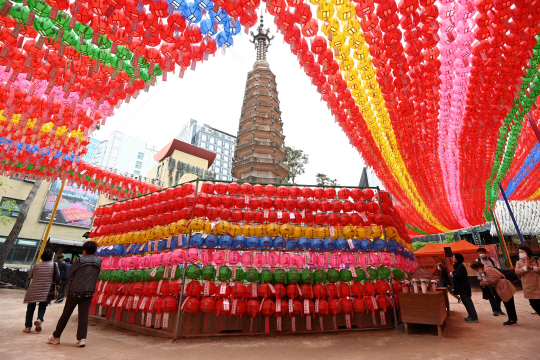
[195,0,213,10]
[204,234,219,248]
[168,0,187,11]
[359,238,373,252]
[233,235,246,250]
[298,237,311,250]
[224,18,241,35]
[387,239,398,252]
[200,18,217,37]
[286,238,297,251]
[112,245,124,256]
[352,238,361,251]
[216,32,233,47]
[183,3,202,23]
[260,236,273,250]
[335,238,348,251]
[247,236,260,250]
[209,7,228,24]
[374,238,386,251]
[180,235,189,248]
[190,233,204,248]
[311,238,323,251]
[323,238,335,251]
[273,236,286,250]
[219,234,233,249]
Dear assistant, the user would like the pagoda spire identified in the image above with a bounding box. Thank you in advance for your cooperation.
[249,16,274,62]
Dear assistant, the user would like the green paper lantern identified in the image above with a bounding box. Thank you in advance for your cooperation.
[10,4,29,25]
[133,269,143,282]
[185,264,201,279]
[142,268,153,282]
[313,269,328,283]
[260,269,273,284]
[53,10,71,28]
[74,22,93,40]
[366,267,378,280]
[232,267,245,282]
[33,17,57,37]
[244,269,260,282]
[377,266,390,279]
[116,45,133,61]
[327,268,340,283]
[274,269,287,283]
[154,266,165,280]
[173,266,183,279]
[28,0,51,17]
[201,265,216,280]
[59,29,78,46]
[354,268,366,280]
[218,266,232,281]
[391,267,405,280]
[287,269,301,283]
[98,34,112,49]
[124,270,136,283]
[301,269,313,284]
[340,269,353,282]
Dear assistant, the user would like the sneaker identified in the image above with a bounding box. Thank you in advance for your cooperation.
[23,328,31,333]
[496,311,506,316]
[54,298,64,303]
[457,298,462,304]
[465,318,479,323]
[76,339,86,347]
[493,312,499,316]
[503,320,518,326]
[47,335,60,345]
[532,311,537,315]
[34,319,42,332]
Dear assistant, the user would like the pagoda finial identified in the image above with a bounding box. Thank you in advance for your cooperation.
[249,15,274,61]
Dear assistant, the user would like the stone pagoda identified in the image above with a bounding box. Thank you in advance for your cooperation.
[231,17,288,184]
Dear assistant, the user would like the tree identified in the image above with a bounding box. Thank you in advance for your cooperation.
[316,173,338,186]
[284,146,309,184]
[0,179,14,227]
[0,180,42,275]
[444,233,456,244]
[412,241,438,251]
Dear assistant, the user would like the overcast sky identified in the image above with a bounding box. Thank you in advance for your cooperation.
[91,19,384,189]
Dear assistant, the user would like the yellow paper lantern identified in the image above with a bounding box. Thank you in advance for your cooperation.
[243,224,256,237]
[321,18,340,35]
[345,18,361,37]
[330,31,346,48]
[317,1,335,22]
[356,226,368,239]
[229,223,243,237]
[255,224,268,237]
[368,225,382,239]
[266,223,280,236]
[316,227,330,239]
[336,1,355,21]
[190,218,205,231]
[216,220,230,235]
[168,222,177,235]
[292,226,303,238]
[339,57,354,71]
[280,223,293,237]
[342,225,355,238]
[176,219,189,233]
[303,226,316,239]
[204,222,217,235]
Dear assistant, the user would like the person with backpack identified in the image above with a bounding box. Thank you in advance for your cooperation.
[476,248,505,316]
[515,246,540,316]
[471,261,518,326]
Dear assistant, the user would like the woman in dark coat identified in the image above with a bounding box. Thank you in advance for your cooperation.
[451,253,478,322]
[23,250,59,333]
[437,263,460,302]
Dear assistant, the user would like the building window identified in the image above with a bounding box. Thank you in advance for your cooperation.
[10,174,36,183]
[137,152,144,160]
[218,140,223,146]
[0,237,39,265]
[0,197,25,218]
[135,161,142,169]
[134,170,140,175]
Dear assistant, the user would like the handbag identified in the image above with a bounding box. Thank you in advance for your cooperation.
[47,263,60,302]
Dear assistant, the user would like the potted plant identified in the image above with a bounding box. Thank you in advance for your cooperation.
[420,279,429,294]
[400,279,410,293]
[411,278,421,293]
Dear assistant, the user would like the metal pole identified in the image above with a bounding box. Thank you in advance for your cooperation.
[35,179,67,263]
[492,209,513,269]
[498,183,525,246]
[526,112,540,143]
[173,180,199,341]
[376,187,398,330]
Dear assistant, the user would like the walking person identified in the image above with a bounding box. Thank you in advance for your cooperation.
[475,248,505,316]
[514,246,540,315]
[436,263,460,302]
[470,261,518,325]
[451,253,479,323]
[56,258,71,303]
[55,256,68,303]
[23,250,60,333]
[48,241,102,347]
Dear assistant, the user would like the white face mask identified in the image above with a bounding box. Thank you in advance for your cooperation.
[519,253,528,260]
[479,254,486,259]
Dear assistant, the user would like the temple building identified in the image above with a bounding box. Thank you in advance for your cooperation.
[231,17,288,184]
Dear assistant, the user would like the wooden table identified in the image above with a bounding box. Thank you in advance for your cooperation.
[436,287,450,316]
[400,291,447,337]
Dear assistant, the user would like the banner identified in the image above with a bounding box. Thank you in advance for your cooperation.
[39,180,99,229]
[417,244,500,276]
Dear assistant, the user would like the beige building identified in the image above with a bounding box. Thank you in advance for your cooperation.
[148,139,217,187]
[0,174,114,268]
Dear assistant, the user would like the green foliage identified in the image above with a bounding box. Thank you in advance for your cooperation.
[316,173,338,186]
[411,241,439,251]
[284,146,309,184]
[444,233,456,244]
[0,179,13,227]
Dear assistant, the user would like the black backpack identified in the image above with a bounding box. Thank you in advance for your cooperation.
[482,257,519,283]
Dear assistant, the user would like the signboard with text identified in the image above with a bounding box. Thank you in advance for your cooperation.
[39,180,99,228]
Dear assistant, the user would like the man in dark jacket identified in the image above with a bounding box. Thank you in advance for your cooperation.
[54,256,67,303]
[451,253,479,323]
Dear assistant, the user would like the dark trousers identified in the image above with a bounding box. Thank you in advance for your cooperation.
[25,302,48,328]
[529,299,540,314]
[503,297,518,321]
[53,294,92,340]
[57,280,69,300]
[482,286,502,312]
[460,293,478,320]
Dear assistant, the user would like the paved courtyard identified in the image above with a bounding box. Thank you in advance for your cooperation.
[0,288,538,360]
